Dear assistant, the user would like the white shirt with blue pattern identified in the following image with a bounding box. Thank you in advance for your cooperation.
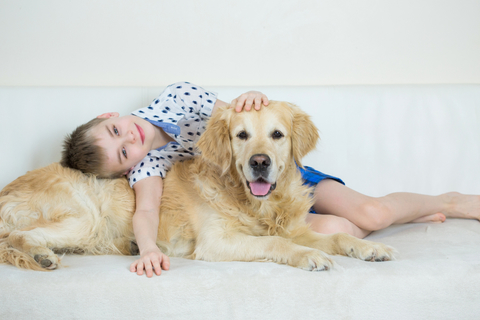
[126,82,218,187]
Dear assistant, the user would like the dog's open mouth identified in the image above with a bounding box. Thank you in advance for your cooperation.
[246,178,277,197]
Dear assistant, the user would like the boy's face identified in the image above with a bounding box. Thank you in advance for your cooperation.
[91,114,155,175]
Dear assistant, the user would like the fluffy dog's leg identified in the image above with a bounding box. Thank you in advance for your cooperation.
[7,229,61,270]
[0,235,47,271]
[5,218,92,270]
[194,231,335,271]
[292,230,396,262]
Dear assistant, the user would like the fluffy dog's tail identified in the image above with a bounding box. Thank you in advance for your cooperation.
[0,233,47,271]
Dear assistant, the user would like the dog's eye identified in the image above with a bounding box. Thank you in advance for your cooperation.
[237,131,248,140]
[272,130,284,139]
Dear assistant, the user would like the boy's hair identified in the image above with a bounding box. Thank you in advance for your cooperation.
[60,118,124,179]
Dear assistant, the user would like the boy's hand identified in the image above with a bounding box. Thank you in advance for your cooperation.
[231,91,269,113]
[130,246,170,277]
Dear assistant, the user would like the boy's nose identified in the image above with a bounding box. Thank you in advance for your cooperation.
[126,130,136,144]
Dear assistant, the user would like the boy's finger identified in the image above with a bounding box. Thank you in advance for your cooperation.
[145,264,153,278]
[162,256,171,270]
[235,102,243,112]
[245,97,254,111]
[263,96,269,106]
[136,262,144,275]
[152,260,162,276]
[129,261,137,272]
[230,99,237,108]
[237,97,246,108]
[254,97,262,110]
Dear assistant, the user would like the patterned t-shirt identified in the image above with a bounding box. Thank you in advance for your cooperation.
[126,82,218,187]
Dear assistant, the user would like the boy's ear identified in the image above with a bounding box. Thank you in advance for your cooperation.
[97,112,119,119]
[123,167,134,176]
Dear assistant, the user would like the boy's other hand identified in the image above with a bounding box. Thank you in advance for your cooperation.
[130,246,170,277]
[231,91,269,113]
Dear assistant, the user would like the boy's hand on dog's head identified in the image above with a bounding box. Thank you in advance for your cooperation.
[232,91,269,113]
[130,247,170,277]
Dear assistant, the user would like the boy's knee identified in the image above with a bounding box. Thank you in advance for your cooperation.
[357,199,392,231]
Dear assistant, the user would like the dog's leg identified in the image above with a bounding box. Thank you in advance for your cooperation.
[194,231,335,271]
[7,229,61,270]
[0,235,49,271]
[292,230,396,262]
[6,219,89,270]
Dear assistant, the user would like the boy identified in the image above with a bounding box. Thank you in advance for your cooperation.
[61,82,480,278]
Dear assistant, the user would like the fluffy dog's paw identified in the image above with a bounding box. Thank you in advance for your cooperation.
[31,247,59,270]
[290,248,334,271]
[347,240,396,262]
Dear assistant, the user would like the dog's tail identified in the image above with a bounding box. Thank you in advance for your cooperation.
[0,233,47,271]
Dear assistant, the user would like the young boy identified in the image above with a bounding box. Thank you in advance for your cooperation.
[61,81,480,278]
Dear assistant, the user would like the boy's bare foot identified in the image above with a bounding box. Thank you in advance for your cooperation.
[411,213,446,223]
[441,192,480,220]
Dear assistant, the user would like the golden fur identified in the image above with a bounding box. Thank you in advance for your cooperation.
[0,101,394,271]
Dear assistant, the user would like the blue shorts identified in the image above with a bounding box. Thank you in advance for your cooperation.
[298,166,345,214]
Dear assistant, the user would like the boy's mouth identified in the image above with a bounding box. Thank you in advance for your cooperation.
[135,123,145,145]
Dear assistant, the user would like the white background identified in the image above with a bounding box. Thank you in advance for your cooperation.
[1,1,479,193]
[1,0,479,86]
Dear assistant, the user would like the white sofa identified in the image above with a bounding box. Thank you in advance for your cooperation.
[1,85,480,319]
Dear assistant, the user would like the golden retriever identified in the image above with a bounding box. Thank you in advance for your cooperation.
[0,101,395,271]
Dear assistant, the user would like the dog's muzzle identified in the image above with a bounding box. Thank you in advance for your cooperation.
[247,154,277,197]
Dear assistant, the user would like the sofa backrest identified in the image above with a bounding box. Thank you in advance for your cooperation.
[1,85,479,196]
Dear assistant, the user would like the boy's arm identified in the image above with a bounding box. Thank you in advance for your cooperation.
[130,176,170,277]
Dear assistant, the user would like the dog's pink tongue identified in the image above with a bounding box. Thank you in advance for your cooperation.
[250,181,271,196]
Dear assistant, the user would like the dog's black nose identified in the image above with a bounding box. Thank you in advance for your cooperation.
[249,154,271,173]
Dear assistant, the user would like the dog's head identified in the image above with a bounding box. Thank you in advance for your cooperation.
[197,101,319,199]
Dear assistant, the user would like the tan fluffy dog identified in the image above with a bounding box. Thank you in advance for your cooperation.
[0,102,394,271]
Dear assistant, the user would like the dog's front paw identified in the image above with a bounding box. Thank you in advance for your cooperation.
[347,240,396,262]
[290,248,334,271]
[31,247,60,270]
[130,241,140,255]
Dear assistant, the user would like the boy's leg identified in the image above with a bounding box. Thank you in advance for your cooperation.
[309,179,480,238]
[306,214,372,239]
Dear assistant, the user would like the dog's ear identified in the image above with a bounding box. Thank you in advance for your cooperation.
[289,103,320,168]
[196,107,232,174]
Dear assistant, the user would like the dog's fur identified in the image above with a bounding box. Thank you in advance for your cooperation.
[0,101,394,271]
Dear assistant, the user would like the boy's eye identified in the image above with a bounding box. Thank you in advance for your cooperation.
[122,147,127,158]
[113,126,119,135]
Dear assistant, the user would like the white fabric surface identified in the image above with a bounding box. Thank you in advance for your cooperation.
[1,85,480,319]
[1,220,479,319]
